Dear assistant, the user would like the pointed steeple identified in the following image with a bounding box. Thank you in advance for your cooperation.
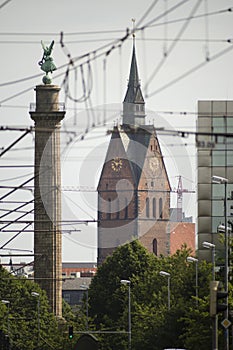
[123,43,145,126]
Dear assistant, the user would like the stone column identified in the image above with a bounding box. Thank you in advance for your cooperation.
[30,85,65,317]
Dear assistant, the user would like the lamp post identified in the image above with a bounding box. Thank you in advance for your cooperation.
[187,257,198,307]
[1,300,10,349]
[212,175,229,350]
[80,285,89,331]
[203,241,215,280]
[203,241,217,350]
[31,292,40,347]
[159,271,171,310]
[120,279,131,350]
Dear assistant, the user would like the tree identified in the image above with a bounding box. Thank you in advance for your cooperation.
[88,240,157,349]
[0,266,74,350]
[88,242,214,350]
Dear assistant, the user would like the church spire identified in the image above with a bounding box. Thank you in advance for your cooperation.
[123,43,145,126]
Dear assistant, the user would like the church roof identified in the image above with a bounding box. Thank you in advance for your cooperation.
[123,44,144,104]
[120,125,151,185]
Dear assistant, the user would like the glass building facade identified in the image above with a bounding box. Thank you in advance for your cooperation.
[197,101,233,263]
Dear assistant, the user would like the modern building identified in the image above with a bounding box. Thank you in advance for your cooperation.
[197,100,233,263]
[97,44,171,264]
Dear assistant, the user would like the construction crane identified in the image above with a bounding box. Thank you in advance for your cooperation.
[172,175,195,222]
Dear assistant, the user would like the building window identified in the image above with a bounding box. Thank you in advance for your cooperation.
[125,198,128,219]
[63,293,71,303]
[159,198,163,219]
[146,198,149,218]
[116,198,120,219]
[153,238,157,255]
[107,198,111,219]
[212,150,225,166]
[153,198,156,218]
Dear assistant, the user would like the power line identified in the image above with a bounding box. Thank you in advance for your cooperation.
[139,0,190,29]
[144,0,203,91]
[0,0,12,10]
[147,7,233,29]
[147,43,233,97]
[137,0,159,27]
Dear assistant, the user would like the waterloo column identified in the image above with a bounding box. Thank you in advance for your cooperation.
[30,41,65,317]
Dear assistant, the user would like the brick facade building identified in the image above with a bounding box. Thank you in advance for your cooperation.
[97,44,171,264]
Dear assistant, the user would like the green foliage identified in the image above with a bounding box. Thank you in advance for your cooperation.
[88,242,214,350]
[0,266,75,349]
[1,240,231,349]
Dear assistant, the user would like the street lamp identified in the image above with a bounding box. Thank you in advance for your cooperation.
[120,279,131,350]
[31,292,40,347]
[159,271,171,310]
[1,300,10,349]
[212,175,229,350]
[202,241,215,280]
[202,241,217,350]
[80,285,89,331]
[187,257,198,307]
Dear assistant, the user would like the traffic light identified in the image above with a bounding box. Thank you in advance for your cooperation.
[210,281,228,317]
[68,325,73,339]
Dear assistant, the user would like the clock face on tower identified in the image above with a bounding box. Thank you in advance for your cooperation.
[111,157,123,172]
[149,157,160,174]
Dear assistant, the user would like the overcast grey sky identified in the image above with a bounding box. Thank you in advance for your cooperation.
[0,0,233,262]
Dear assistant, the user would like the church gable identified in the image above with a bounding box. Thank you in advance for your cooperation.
[120,125,152,186]
[137,132,171,224]
[138,133,171,191]
[97,127,135,192]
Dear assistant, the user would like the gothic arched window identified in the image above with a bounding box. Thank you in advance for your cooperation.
[153,198,156,218]
[107,198,111,220]
[153,238,158,255]
[159,198,163,219]
[146,198,150,218]
[124,198,128,219]
[116,198,120,219]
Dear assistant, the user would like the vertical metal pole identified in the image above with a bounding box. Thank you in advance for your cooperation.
[128,283,131,350]
[195,261,198,307]
[37,297,40,348]
[7,303,10,350]
[168,276,171,311]
[212,246,215,281]
[212,247,218,350]
[86,289,89,331]
[224,181,229,350]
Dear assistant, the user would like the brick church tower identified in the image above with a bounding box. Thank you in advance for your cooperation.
[97,44,171,265]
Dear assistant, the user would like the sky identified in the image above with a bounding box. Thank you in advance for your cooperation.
[0,0,233,263]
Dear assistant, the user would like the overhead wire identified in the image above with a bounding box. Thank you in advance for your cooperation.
[0,172,34,182]
[0,5,231,107]
[137,0,159,27]
[144,0,203,92]
[1,2,232,256]
[139,0,191,29]
[0,0,12,10]
[204,0,210,61]
[146,6,233,28]
[147,43,233,97]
